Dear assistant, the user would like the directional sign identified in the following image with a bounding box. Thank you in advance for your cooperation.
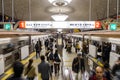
[4,23,11,30]
[95,21,101,29]
[19,21,101,29]
[19,21,25,28]
[110,23,117,31]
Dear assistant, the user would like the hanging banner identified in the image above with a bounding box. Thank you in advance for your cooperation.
[19,21,101,29]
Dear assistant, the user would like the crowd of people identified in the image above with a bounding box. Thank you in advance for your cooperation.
[6,36,120,80]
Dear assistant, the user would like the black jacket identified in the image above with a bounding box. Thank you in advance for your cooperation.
[72,57,85,73]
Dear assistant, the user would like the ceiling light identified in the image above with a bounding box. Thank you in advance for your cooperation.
[47,6,73,14]
[48,0,72,6]
[51,14,68,21]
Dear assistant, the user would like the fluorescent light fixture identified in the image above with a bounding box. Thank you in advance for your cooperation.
[51,14,68,21]
[48,0,72,6]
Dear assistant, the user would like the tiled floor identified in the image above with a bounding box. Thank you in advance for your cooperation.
[32,45,78,80]
[1,40,91,80]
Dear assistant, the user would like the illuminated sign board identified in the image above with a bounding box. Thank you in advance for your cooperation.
[109,23,117,31]
[19,21,101,29]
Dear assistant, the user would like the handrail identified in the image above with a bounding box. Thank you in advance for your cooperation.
[87,54,103,67]
[87,54,113,79]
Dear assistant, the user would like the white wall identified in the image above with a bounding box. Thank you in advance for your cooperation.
[21,45,29,59]
[109,52,120,68]
[89,44,97,57]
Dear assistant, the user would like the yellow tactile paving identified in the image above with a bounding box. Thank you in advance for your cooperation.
[92,58,103,67]
[1,52,36,80]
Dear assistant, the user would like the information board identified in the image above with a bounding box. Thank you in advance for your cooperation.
[19,21,101,29]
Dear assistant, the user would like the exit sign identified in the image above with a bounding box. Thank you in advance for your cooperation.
[110,23,117,31]
[4,23,11,30]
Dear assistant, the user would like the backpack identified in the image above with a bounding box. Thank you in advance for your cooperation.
[54,55,61,62]
[49,53,54,60]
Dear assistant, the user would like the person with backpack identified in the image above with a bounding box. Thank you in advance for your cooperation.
[48,49,54,73]
[54,50,61,75]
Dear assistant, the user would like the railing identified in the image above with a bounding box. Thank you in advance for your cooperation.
[87,54,113,79]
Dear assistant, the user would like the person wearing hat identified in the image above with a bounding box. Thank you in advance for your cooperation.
[72,52,85,80]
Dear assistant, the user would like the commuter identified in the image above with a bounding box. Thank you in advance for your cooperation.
[82,42,88,54]
[38,55,52,80]
[54,50,61,75]
[112,57,120,80]
[38,38,42,51]
[89,66,107,80]
[45,39,49,49]
[45,47,51,61]
[24,59,36,80]
[7,61,25,80]
[97,45,102,61]
[49,42,53,50]
[48,49,54,73]
[66,42,72,53]
[35,41,40,58]
[102,42,111,63]
[72,52,85,80]
[75,42,80,53]
[38,38,42,47]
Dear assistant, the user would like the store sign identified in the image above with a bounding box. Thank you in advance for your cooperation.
[19,21,101,29]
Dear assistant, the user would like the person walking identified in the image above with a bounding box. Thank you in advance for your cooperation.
[38,55,52,80]
[48,49,54,73]
[54,50,61,76]
[7,61,25,80]
[24,59,36,80]
[72,53,85,80]
[35,41,40,58]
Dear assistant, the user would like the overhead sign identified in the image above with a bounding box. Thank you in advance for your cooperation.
[19,21,101,29]
[4,23,11,30]
[109,23,117,31]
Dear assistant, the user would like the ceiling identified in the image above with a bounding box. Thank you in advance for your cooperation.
[0,0,120,21]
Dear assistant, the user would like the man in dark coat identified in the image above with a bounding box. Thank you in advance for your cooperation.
[7,61,25,80]
[35,41,40,58]
[72,53,85,80]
